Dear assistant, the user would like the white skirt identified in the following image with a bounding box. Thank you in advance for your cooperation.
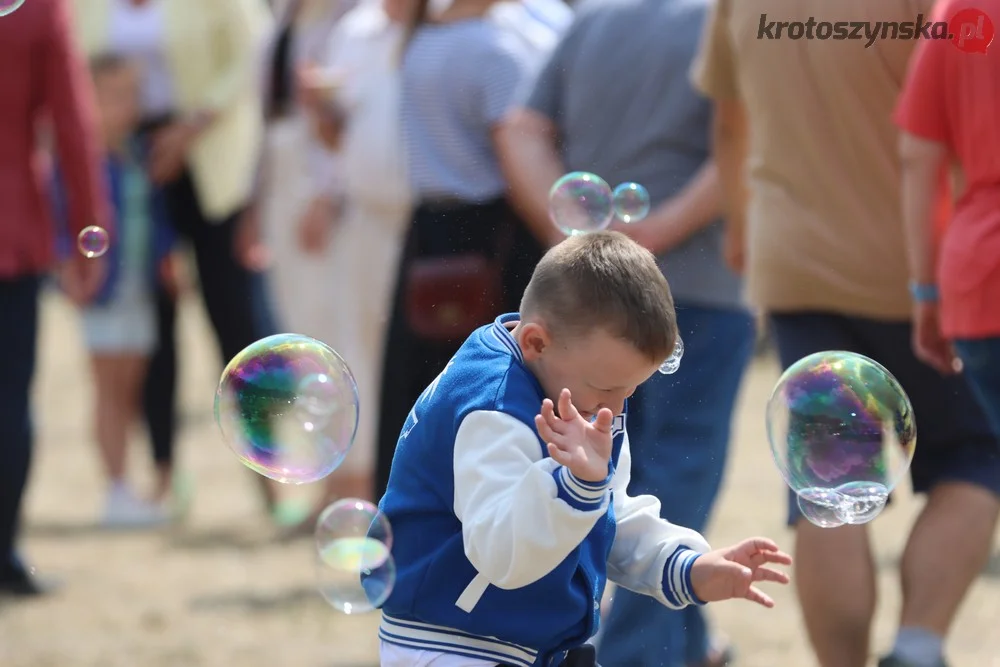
[259,113,409,475]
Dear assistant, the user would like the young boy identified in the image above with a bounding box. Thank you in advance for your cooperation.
[376,231,792,667]
[52,54,177,528]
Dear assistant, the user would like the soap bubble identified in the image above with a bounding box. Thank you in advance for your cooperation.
[767,351,916,528]
[659,335,684,375]
[796,490,845,528]
[315,498,393,554]
[315,499,395,614]
[214,334,359,485]
[0,0,26,18]
[549,172,614,236]
[77,225,110,259]
[612,182,651,223]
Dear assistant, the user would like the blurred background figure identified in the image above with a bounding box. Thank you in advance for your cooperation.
[51,54,178,529]
[291,0,415,523]
[247,0,357,526]
[0,0,109,596]
[250,0,354,344]
[692,1,1000,666]
[72,0,278,518]
[896,0,1000,439]
[500,0,752,664]
[372,0,560,501]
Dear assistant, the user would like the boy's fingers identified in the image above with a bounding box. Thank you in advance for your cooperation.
[534,415,555,442]
[546,442,571,467]
[534,415,559,443]
[540,404,569,435]
[745,537,780,552]
[762,550,793,566]
[592,408,614,433]
[745,586,775,608]
[752,567,790,585]
[557,389,580,421]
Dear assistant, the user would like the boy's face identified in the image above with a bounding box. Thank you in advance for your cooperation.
[94,64,140,144]
[517,322,660,418]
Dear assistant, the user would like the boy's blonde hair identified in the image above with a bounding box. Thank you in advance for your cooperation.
[520,231,677,362]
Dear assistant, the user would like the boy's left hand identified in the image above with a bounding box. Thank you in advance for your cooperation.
[689,537,792,608]
[535,389,613,483]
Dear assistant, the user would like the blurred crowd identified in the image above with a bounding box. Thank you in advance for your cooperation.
[1,0,998,666]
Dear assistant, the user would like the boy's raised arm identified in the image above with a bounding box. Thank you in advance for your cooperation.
[606,430,712,609]
[453,410,610,590]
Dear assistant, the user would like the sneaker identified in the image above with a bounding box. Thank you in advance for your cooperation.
[102,485,170,529]
[878,656,950,667]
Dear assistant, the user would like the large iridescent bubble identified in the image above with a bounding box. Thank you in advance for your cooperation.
[767,351,916,527]
[214,334,359,484]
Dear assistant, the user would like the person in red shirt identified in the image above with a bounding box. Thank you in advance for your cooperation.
[896,0,1000,437]
[0,0,109,596]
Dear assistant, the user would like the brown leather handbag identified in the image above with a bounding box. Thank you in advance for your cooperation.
[404,253,504,342]
[403,218,514,342]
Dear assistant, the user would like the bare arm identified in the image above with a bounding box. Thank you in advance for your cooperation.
[898,132,947,286]
[496,108,567,248]
[619,162,721,255]
[711,98,749,273]
[44,0,110,238]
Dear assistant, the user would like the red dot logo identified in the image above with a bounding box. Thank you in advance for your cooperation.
[949,8,994,53]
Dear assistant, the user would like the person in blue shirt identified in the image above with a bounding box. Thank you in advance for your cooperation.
[52,54,177,529]
[377,231,792,667]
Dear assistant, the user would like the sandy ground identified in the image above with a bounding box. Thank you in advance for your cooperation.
[1,289,999,667]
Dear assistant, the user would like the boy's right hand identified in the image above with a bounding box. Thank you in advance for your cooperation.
[535,389,613,483]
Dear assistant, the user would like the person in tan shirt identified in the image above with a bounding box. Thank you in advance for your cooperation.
[691,1,1000,666]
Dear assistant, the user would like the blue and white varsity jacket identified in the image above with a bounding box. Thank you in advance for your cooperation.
[377,314,711,667]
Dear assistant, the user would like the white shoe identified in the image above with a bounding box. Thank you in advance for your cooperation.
[102,485,170,529]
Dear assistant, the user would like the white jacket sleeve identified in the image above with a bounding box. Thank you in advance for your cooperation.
[453,410,612,590]
[607,429,712,609]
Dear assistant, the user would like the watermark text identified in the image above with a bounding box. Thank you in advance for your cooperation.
[757,10,994,52]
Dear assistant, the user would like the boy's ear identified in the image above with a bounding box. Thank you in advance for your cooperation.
[517,321,550,361]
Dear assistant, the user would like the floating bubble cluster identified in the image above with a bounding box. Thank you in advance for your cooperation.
[315,499,396,614]
[549,173,652,235]
[658,335,684,375]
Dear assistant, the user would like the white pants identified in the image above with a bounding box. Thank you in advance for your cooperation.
[319,203,406,474]
[380,641,497,667]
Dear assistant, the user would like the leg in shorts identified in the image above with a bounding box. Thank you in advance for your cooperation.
[769,312,1000,526]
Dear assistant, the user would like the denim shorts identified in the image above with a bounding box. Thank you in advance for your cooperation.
[81,276,156,354]
[953,336,1000,438]
[770,312,1000,526]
